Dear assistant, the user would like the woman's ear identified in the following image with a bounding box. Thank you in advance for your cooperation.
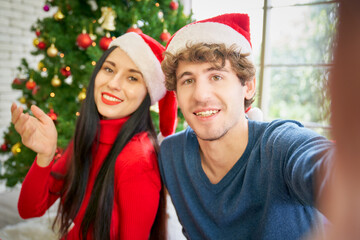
[245,77,256,100]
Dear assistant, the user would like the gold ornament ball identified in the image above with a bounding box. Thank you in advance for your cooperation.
[54,9,65,21]
[78,88,87,101]
[47,43,58,57]
[19,97,26,104]
[33,38,39,47]
[11,142,21,155]
[51,75,62,87]
[38,61,45,70]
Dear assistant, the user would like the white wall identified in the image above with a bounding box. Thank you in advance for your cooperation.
[0,0,54,138]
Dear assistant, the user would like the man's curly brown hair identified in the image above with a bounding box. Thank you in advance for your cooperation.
[161,43,256,109]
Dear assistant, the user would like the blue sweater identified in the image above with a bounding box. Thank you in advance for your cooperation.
[159,120,333,240]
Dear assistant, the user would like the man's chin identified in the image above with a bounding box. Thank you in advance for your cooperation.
[195,129,229,142]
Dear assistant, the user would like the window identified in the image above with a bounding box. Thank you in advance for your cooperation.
[191,0,338,137]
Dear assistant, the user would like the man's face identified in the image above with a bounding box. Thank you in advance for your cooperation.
[175,60,255,141]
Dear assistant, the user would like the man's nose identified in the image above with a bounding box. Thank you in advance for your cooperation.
[192,79,212,103]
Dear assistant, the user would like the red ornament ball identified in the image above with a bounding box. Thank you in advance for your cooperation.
[1,143,8,151]
[76,33,93,49]
[99,36,113,51]
[169,1,179,10]
[160,31,171,42]
[12,78,22,85]
[47,109,58,121]
[60,67,71,77]
[26,79,36,90]
[126,27,143,34]
[38,41,46,49]
[35,30,41,37]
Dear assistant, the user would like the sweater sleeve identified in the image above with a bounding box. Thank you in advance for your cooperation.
[265,120,334,206]
[114,133,161,240]
[18,143,72,219]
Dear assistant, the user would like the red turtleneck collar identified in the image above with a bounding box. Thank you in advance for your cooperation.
[99,117,130,145]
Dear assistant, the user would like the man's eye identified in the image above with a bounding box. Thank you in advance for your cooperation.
[129,76,138,81]
[211,75,222,81]
[184,79,194,85]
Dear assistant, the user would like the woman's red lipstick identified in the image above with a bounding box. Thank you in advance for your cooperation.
[101,92,122,105]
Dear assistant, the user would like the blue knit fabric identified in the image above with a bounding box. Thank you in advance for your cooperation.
[159,119,333,240]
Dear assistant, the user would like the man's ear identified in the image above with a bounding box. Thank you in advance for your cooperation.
[245,77,256,100]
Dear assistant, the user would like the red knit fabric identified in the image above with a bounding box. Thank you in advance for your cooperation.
[18,118,161,240]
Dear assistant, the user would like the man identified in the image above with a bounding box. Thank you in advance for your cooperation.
[158,13,333,240]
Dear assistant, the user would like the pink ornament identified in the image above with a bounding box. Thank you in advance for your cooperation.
[43,5,50,12]
[32,85,40,95]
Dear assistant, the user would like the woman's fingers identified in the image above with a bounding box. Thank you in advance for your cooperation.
[16,113,31,133]
[21,121,36,145]
[31,105,51,125]
[11,104,23,125]
[10,102,17,114]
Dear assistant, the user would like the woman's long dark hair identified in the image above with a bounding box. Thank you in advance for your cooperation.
[53,46,167,240]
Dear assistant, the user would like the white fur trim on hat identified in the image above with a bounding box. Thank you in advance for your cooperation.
[109,32,166,105]
[166,22,253,62]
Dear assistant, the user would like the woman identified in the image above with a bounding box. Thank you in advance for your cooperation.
[11,32,177,240]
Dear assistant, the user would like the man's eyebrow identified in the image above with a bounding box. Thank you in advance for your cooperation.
[177,66,229,80]
[177,71,193,80]
[205,66,229,72]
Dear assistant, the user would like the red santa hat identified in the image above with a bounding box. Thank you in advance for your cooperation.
[109,32,177,136]
[165,13,253,62]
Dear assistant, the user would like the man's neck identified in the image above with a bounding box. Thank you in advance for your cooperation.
[198,119,249,184]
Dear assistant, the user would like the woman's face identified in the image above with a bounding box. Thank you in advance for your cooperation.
[94,47,147,119]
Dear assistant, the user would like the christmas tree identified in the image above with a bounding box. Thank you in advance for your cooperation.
[0,0,192,187]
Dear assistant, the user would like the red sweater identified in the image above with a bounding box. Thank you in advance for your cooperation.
[18,118,161,239]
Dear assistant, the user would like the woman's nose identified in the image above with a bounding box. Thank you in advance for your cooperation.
[107,74,123,90]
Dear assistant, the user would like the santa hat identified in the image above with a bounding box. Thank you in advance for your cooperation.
[109,32,177,137]
[165,13,253,62]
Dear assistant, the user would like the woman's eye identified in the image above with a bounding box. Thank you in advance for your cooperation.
[129,76,138,81]
[211,75,222,81]
[104,67,113,73]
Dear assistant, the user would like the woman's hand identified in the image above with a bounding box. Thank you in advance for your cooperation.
[11,103,58,167]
